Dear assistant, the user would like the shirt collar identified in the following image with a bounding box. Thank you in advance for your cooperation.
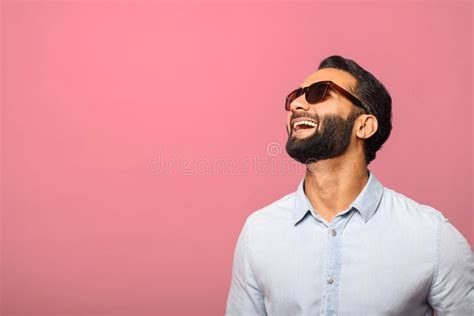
[293,171,384,225]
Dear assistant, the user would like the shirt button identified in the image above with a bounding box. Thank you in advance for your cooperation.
[331,229,337,236]
[327,276,334,284]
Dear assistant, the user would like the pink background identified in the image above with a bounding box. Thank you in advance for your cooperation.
[1,1,472,315]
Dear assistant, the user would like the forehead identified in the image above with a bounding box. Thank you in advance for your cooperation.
[300,68,357,91]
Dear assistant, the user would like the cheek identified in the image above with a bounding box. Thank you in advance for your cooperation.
[316,105,342,117]
[286,113,292,128]
[313,98,352,117]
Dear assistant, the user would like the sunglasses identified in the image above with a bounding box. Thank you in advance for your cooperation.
[285,80,370,113]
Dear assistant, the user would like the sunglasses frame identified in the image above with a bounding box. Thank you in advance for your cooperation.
[285,80,370,114]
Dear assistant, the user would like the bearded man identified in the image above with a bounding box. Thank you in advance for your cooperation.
[225,55,473,315]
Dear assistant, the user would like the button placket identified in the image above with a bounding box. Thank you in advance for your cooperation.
[321,218,345,315]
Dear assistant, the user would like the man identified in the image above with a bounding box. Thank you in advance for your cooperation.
[225,56,473,315]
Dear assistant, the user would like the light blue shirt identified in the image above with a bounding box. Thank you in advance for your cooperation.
[226,172,473,315]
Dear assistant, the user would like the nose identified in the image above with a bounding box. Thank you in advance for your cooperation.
[289,94,309,112]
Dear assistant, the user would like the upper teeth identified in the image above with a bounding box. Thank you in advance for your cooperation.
[294,120,317,128]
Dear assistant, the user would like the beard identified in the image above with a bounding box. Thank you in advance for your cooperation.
[285,110,360,164]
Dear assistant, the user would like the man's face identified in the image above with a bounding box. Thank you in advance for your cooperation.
[285,68,362,164]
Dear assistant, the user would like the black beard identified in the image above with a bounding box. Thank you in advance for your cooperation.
[285,111,359,164]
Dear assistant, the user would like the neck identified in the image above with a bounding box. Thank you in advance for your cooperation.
[304,153,369,223]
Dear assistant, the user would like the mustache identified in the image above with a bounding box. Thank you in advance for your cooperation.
[290,112,320,123]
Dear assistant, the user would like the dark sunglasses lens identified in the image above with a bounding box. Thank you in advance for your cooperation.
[305,83,327,104]
[285,89,301,111]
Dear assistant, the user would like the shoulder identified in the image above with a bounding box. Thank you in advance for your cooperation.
[374,185,472,256]
[243,191,297,234]
[381,186,446,225]
[247,191,295,222]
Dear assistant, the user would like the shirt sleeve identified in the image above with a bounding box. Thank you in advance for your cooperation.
[225,219,267,316]
[427,217,474,315]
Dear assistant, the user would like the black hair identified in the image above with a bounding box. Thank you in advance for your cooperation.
[318,55,392,164]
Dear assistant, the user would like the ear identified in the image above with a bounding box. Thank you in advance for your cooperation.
[356,114,378,139]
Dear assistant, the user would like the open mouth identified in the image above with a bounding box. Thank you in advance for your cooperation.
[293,120,318,131]
[291,118,319,136]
